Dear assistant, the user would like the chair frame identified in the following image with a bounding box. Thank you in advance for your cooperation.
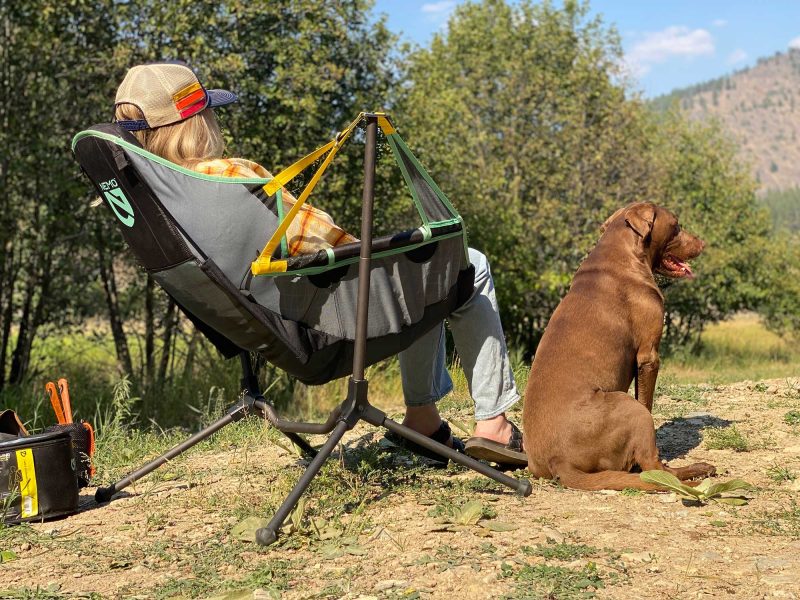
[94,115,532,545]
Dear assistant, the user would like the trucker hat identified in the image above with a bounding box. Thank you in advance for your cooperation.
[115,61,237,131]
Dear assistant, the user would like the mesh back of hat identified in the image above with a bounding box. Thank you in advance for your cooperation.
[116,63,204,128]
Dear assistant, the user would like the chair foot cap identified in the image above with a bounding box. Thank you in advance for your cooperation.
[95,486,115,503]
[256,527,278,546]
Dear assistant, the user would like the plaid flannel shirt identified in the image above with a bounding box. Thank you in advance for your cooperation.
[195,158,357,256]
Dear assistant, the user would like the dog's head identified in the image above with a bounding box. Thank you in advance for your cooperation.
[602,201,705,279]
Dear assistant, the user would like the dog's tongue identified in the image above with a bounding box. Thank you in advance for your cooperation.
[674,258,694,279]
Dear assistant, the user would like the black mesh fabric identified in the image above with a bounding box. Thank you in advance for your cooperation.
[397,146,454,223]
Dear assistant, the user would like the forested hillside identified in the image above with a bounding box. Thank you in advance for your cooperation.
[652,50,800,192]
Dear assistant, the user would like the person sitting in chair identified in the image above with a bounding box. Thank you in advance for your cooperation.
[113,61,526,466]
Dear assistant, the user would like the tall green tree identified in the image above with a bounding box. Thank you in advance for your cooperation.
[0,0,117,388]
[396,0,785,352]
[396,0,661,348]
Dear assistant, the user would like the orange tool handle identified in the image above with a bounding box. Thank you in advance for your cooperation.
[46,381,67,425]
[58,378,73,423]
[83,421,96,477]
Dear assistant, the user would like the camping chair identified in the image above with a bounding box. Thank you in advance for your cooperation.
[72,112,532,545]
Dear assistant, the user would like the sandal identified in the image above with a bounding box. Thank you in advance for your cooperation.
[384,420,465,466]
[464,421,527,466]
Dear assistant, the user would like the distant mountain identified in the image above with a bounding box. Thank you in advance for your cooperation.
[652,49,800,193]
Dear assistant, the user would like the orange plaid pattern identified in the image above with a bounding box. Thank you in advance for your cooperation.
[195,158,357,255]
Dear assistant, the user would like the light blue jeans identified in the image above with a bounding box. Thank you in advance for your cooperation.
[398,248,520,421]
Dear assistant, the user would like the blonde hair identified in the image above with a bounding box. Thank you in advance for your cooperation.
[114,103,225,168]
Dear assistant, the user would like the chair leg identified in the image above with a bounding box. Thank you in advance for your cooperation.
[95,398,317,503]
[282,431,318,458]
[256,420,349,546]
[95,405,241,503]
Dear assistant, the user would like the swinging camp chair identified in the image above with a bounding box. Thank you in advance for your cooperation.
[73,112,531,545]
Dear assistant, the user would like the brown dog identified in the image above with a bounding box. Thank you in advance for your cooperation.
[522,202,715,490]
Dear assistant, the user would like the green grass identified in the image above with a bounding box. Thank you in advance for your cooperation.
[704,425,751,452]
[754,502,800,538]
[661,313,800,384]
[1,311,795,440]
[502,561,607,600]
[522,541,599,561]
[766,465,797,483]
[784,410,800,426]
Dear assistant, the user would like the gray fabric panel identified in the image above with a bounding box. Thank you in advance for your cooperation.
[152,259,274,354]
[125,149,467,342]
[246,236,466,340]
[126,152,272,282]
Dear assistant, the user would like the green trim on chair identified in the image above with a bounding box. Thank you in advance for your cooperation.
[71,130,274,185]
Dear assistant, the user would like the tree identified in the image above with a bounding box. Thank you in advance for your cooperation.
[396,0,661,349]
[650,112,773,350]
[0,0,118,388]
[395,0,785,353]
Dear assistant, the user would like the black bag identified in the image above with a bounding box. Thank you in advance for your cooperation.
[0,430,80,523]
[44,422,95,487]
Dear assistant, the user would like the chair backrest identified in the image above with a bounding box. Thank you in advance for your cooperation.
[72,123,474,385]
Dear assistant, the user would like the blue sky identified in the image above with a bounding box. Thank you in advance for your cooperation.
[372,0,800,98]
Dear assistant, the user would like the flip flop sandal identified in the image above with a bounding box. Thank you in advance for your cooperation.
[464,421,527,466]
[384,420,465,466]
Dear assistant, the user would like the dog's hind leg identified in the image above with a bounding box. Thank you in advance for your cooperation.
[551,392,714,491]
[550,461,663,491]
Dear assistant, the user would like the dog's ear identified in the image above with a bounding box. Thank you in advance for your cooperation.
[624,203,656,238]
[601,206,628,233]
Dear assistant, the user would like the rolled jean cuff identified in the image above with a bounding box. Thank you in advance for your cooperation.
[403,383,454,408]
[474,390,520,421]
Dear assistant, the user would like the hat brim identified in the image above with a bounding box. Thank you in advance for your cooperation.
[207,89,238,108]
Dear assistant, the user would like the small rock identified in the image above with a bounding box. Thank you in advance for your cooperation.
[658,493,679,503]
[540,527,564,544]
[19,543,31,551]
[767,385,779,394]
[374,580,407,592]
[755,557,790,571]
[789,480,800,492]
[621,552,654,563]
[700,551,724,562]
[782,446,800,454]
[598,490,618,495]
[762,574,797,586]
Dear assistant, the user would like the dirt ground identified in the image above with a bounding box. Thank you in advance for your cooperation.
[1,378,799,599]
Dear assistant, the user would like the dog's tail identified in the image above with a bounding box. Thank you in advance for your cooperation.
[553,465,662,491]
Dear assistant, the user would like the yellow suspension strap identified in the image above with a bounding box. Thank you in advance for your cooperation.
[251,114,364,275]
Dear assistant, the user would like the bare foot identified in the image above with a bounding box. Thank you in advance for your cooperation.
[472,413,523,452]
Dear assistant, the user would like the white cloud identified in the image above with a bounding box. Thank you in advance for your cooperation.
[421,0,457,26]
[624,26,715,77]
[726,48,748,65]
[421,1,456,15]
[712,19,727,28]
[790,36,800,50]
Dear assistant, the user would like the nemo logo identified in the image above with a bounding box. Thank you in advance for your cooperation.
[100,178,134,227]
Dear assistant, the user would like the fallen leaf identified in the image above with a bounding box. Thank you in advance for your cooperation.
[480,521,519,532]
[231,516,270,543]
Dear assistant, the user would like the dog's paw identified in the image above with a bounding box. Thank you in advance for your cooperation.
[689,462,716,479]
